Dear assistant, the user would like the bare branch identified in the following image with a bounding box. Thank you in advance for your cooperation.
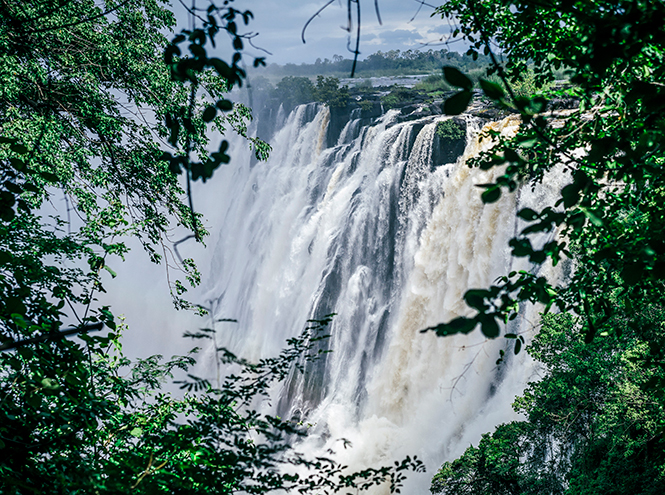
[302,0,336,44]
[374,0,382,25]
[409,0,437,23]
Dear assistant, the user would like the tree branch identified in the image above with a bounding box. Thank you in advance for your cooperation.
[0,322,104,352]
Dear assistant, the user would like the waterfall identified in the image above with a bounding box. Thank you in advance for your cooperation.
[199,104,562,492]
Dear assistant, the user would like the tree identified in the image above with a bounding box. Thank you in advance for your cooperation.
[2,311,423,494]
[274,76,316,112]
[430,312,665,495]
[426,0,665,351]
[425,2,665,493]
[0,0,263,489]
[0,1,424,492]
[314,76,349,108]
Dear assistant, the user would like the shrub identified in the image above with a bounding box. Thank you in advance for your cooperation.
[436,119,465,141]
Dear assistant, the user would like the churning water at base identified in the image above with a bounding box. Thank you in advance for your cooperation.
[200,104,564,493]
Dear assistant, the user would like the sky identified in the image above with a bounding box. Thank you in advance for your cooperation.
[211,0,460,65]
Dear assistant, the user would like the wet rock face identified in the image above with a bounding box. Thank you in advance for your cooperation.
[329,98,468,162]
[469,106,511,121]
[431,117,467,167]
[327,105,351,148]
[360,101,383,120]
[400,105,434,121]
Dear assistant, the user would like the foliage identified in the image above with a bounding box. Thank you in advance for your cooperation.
[273,76,316,112]
[158,2,270,232]
[426,0,665,345]
[430,312,665,495]
[426,2,665,492]
[381,87,423,110]
[356,78,374,89]
[0,315,424,494]
[508,69,552,98]
[271,75,349,111]
[359,100,375,113]
[0,1,424,493]
[0,0,268,314]
[314,76,349,109]
[261,48,491,79]
[435,120,465,141]
[415,74,452,93]
[0,0,191,252]
[0,2,268,486]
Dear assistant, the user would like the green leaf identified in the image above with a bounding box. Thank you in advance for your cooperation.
[202,105,217,122]
[516,136,538,148]
[167,156,182,175]
[41,378,61,392]
[130,427,143,437]
[443,91,473,115]
[164,44,181,63]
[168,120,181,146]
[40,171,59,183]
[561,184,580,208]
[580,207,604,227]
[479,314,500,339]
[424,316,477,337]
[10,143,29,154]
[479,79,505,100]
[103,265,117,278]
[4,181,23,194]
[481,186,501,203]
[517,208,539,221]
[9,158,25,170]
[465,289,490,311]
[209,58,233,79]
[443,66,473,90]
[510,238,533,257]
[216,99,233,111]
[0,206,16,222]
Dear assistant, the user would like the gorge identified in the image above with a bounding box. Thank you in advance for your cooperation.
[195,100,566,492]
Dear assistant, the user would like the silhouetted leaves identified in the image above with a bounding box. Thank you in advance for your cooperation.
[479,78,505,100]
[444,91,473,115]
[443,66,473,91]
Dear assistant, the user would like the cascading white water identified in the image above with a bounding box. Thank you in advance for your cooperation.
[199,104,565,493]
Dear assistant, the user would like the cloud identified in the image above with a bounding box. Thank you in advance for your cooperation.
[239,0,454,64]
[362,28,423,47]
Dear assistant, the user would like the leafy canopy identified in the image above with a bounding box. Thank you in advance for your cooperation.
[426,0,665,349]
[428,2,665,493]
[431,312,665,495]
[0,1,424,493]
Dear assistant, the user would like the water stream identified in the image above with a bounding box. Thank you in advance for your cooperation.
[198,104,563,492]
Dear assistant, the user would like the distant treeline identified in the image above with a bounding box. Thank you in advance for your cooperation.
[261,49,492,78]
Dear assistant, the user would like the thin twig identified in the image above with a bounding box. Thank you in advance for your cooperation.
[349,0,361,77]
[374,0,382,25]
[302,0,336,44]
